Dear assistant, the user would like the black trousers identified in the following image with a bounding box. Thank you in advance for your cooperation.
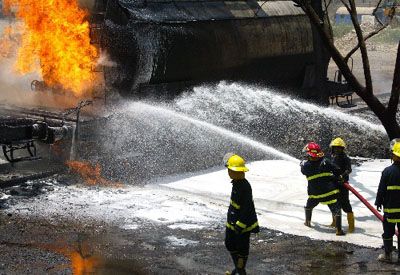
[225,228,251,256]
[305,198,341,216]
[383,215,400,239]
[338,185,353,213]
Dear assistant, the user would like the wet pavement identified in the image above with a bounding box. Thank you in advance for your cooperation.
[0,210,400,275]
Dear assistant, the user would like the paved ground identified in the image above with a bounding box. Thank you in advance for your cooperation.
[0,208,400,275]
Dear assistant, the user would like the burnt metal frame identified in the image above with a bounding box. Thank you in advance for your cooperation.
[329,57,356,108]
[2,140,40,166]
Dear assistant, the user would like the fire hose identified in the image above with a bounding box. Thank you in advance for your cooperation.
[344,181,399,236]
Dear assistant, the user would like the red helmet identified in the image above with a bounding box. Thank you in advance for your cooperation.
[305,142,324,158]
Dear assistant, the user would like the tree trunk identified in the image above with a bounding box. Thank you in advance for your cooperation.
[379,114,400,140]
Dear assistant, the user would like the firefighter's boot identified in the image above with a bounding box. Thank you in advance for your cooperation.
[329,214,336,227]
[304,207,312,227]
[226,252,238,275]
[397,236,400,263]
[236,255,248,275]
[378,238,393,263]
[335,214,346,236]
[347,212,355,233]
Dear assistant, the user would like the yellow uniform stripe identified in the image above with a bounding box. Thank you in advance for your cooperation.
[236,221,247,229]
[226,221,259,232]
[307,172,333,181]
[226,222,235,231]
[320,199,337,205]
[387,218,400,223]
[387,186,400,190]
[384,208,400,213]
[230,200,240,209]
[243,221,259,233]
[308,189,339,199]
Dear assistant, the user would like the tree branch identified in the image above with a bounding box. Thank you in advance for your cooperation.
[348,0,374,94]
[344,24,389,63]
[373,0,385,26]
[388,42,400,118]
[340,0,351,14]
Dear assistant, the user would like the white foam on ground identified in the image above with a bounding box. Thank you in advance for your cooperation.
[7,159,390,248]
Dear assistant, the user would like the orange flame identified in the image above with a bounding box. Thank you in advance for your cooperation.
[40,241,101,275]
[69,250,100,274]
[66,160,120,186]
[2,0,99,96]
[0,26,18,58]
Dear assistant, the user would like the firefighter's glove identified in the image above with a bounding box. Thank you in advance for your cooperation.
[377,205,382,212]
[234,224,243,235]
[300,160,306,168]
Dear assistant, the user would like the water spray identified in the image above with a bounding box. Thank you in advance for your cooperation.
[130,102,299,163]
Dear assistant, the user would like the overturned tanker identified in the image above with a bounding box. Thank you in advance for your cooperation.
[82,0,331,100]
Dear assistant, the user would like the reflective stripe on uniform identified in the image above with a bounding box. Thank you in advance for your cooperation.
[226,221,259,233]
[387,218,400,223]
[384,208,400,213]
[387,186,400,190]
[307,172,333,181]
[308,189,339,199]
[230,200,240,209]
[236,221,246,228]
[243,221,259,233]
[320,199,337,205]
[226,222,235,231]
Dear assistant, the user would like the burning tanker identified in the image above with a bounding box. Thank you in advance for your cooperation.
[85,0,331,100]
[3,0,333,100]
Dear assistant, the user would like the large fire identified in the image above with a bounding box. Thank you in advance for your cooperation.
[66,160,120,186]
[2,0,99,96]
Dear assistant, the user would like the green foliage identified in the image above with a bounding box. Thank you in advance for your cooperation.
[332,23,354,38]
[370,26,400,44]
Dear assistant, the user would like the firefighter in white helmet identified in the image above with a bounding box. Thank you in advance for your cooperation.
[329,137,355,233]
[224,154,259,275]
[375,141,400,263]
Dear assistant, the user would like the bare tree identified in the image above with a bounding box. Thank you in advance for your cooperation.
[294,0,400,140]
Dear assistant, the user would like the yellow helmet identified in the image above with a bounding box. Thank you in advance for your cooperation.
[330,137,346,148]
[392,142,400,157]
[225,155,249,172]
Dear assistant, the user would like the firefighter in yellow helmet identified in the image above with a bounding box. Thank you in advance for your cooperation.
[329,137,355,233]
[224,154,259,275]
[375,141,400,263]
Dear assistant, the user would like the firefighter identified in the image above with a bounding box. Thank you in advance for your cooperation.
[375,141,400,263]
[329,137,355,233]
[300,142,345,236]
[224,155,259,275]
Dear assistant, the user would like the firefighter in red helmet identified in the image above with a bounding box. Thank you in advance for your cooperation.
[300,142,345,235]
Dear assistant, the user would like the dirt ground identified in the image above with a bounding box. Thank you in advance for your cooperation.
[0,206,400,275]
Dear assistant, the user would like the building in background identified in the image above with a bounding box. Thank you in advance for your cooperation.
[335,6,386,24]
